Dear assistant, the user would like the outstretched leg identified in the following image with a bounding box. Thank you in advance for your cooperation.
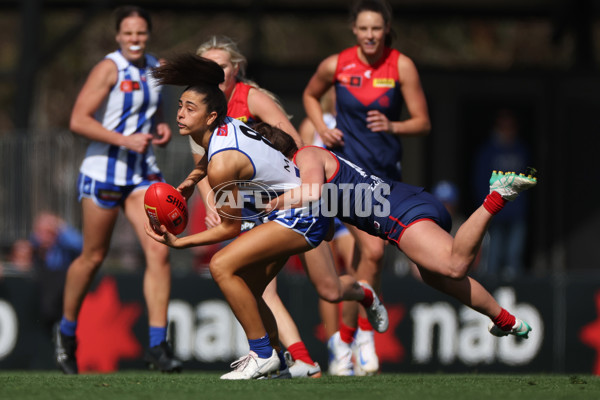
[400,171,537,337]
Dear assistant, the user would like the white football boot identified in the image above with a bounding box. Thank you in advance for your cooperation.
[220,349,281,380]
[327,332,354,376]
[352,328,379,376]
[284,351,322,378]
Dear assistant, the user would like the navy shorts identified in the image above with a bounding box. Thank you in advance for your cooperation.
[382,190,452,246]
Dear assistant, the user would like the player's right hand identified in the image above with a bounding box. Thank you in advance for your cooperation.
[125,133,153,153]
[318,128,344,148]
[205,210,222,229]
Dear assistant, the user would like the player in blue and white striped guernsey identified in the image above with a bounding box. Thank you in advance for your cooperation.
[144,54,388,380]
[78,49,164,186]
[54,6,181,375]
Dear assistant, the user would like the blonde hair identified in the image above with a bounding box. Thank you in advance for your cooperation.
[196,35,248,80]
[196,35,292,120]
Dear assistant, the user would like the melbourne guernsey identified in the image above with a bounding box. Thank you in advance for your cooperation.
[333,46,404,181]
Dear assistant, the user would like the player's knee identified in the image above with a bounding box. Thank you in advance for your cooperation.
[208,253,227,283]
[445,263,470,280]
[145,239,169,260]
[83,249,108,269]
[315,282,343,303]
[320,291,343,303]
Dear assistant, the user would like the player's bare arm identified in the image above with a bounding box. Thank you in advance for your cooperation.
[303,55,345,147]
[247,88,304,148]
[147,153,245,249]
[267,148,327,211]
[389,54,430,136]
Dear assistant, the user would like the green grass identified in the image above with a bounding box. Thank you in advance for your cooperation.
[0,372,599,400]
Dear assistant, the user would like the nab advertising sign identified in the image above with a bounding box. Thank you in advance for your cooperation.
[0,272,598,374]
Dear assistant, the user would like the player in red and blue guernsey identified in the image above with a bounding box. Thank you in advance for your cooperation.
[303,0,430,375]
[256,125,537,350]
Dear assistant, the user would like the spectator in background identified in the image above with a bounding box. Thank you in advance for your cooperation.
[473,108,531,281]
[8,239,34,273]
[0,239,34,278]
[29,212,82,334]
[432,180,464,236]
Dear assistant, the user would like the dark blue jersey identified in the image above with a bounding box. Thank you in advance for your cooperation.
[325,151,451,245]
[332,47,404,181]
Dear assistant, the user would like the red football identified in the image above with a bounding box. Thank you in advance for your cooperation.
[144,182,188,235]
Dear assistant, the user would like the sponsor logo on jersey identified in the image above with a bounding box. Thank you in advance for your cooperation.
[373,78,395,88]
[339,74,362,87]
[217,125,228,136]
[236,116,248,123]
[364,70,372,79]
[120,80,141,92]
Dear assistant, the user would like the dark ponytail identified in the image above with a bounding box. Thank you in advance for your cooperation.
[252,122,298,159]
[153,54,228,129]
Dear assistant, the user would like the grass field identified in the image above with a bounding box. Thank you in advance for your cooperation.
[1,372,598,400]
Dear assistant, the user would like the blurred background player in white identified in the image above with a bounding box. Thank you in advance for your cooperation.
[54,5,181,374]
[190,35,321,378]
[303,0,431,375]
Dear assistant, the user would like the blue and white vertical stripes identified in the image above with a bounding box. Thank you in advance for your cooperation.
[79,50,163,186]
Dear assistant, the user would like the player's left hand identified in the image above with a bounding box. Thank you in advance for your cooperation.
[152,122,172,147]
[366,110,392,133]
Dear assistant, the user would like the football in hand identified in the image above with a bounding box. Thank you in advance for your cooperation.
[144,182,188,235]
